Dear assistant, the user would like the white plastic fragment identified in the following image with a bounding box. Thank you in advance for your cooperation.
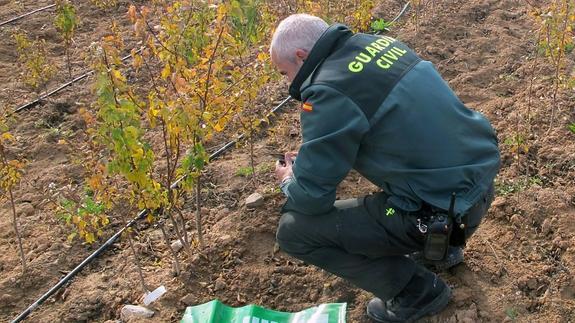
[143,285,167,306]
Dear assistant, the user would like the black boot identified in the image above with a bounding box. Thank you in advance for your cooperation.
[408,246,464,271]
[366,265,451,322]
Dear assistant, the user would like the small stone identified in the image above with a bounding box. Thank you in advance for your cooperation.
[180,293,195,305]
[245,193,264,208]
[120,305,154,320]
[171,239,184,253]
[214,278,227,291]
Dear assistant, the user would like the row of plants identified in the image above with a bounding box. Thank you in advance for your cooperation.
[2,0,383,277]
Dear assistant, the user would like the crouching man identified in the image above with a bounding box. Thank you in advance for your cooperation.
[270,14,500,322]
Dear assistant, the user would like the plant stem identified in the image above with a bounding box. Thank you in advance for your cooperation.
[66,44,72,80]
[175,206,190,247]
[167,208,191,256]
[127,231,148,293]
[9,187,27,274]
[160,222,180,276]
[195,175,205,249]
[1,143,26,274]
[249,129,255,185]
[547,0,570,133]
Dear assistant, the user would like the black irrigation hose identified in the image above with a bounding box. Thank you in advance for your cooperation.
[12,2,412,320]
[12,71,93,115]
[10,95,293,323]
[11,48,143,115]
[0,4,56,28]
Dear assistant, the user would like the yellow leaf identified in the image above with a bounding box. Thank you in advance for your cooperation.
[112,69,126,82]
[58,139,67,145]
[85,232,95,244]
[1,132,15,141]
[161,64,171,80]
[101,216,110,226]
[257,52,268,62]
[88,174,102,191]
[103,35,115,42]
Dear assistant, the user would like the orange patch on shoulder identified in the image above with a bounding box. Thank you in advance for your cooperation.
[302,102,313,112]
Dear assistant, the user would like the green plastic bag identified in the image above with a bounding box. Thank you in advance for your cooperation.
[181,299,346,323]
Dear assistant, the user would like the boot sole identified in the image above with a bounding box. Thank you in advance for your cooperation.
[366,286,452,323]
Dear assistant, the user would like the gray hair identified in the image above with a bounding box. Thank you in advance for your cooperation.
[270,14,329,62]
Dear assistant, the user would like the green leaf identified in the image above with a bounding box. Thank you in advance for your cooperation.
[371,18,393,32]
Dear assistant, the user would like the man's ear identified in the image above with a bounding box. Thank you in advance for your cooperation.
[295,49,309,61]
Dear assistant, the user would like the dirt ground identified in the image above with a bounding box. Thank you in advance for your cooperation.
[1,0,574,322]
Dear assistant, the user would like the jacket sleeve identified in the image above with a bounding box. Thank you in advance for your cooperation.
[282,84,370,215]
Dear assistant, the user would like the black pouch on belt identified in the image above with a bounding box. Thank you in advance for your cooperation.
[423,193,458,261]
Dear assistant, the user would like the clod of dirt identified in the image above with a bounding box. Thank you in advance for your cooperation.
[180,293,195,305]
[518,274,539,291]
[0,293,13,304]
[446,302,479,323]
[453,287,474,306]
[214,277,227,291]
[510,214,522,226]
[54,101,76,114]
[552,236,568,250]
[541,218,553,236]
[120,305,154,320]
[246,192,265,208]
[491,196,506,209]
[16,203,35,217]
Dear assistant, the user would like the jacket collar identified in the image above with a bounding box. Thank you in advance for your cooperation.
[288,24,354,101]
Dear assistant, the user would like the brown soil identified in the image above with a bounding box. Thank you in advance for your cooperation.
[1,0,574,322]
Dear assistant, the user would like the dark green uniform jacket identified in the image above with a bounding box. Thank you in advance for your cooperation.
[283,24,500,217]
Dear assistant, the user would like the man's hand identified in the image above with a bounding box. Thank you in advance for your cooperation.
[275,151,298,182]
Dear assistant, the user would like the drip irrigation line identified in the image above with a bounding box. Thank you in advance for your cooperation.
[0,4,56,28]
[11,48,143,115]
[391,1,411,24]
[10,95,293,323]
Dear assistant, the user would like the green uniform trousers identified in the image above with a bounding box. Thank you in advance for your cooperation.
[276,187,494,300]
